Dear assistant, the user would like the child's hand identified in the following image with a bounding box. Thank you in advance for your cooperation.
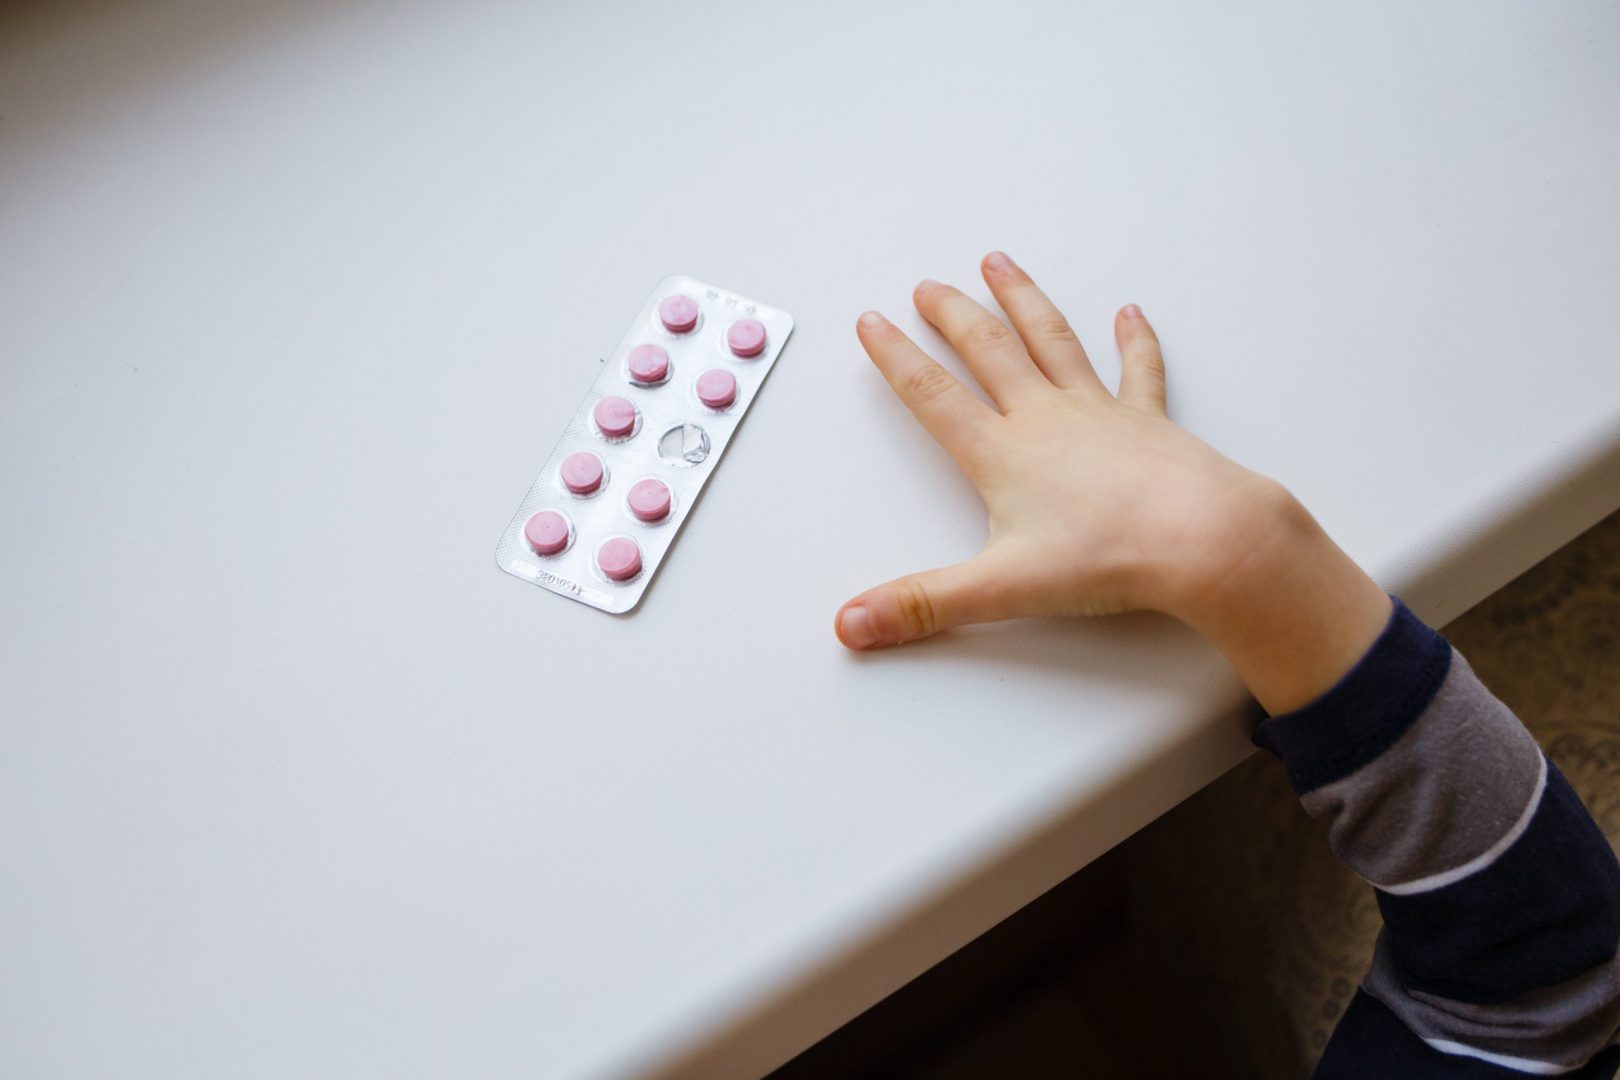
[838,252,1282,641]
[837,252,1392,714]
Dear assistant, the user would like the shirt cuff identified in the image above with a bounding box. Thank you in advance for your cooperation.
[1252,597,1453,797]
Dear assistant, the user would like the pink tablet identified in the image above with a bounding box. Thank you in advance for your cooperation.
[627,478,672,523]
[560,451,604,495]
[523,510,570,555]
[726,318,767,358]
[626,344,670,385]
[695,368,737,410]
[658,295,700,334]
[597,537,642,581]
[593,396,638,439]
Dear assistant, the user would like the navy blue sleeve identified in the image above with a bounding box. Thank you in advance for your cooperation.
[1254,599,1620,1077]
[1316,992,1620,1079]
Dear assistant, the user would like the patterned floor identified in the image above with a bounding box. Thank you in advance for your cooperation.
[776,510,1620,1079]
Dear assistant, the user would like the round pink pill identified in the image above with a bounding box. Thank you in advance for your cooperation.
[559,451,604,495]
[658,295,700,334]
[627,478,672,523]
[726,318,767,358]
[626,344,670,385]
[523,510,570,555]
[695,368,737,410]
[593,395,638,439]
[597,537,642,581]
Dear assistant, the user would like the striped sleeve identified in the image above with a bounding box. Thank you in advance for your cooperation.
[1254,598,1620,1078]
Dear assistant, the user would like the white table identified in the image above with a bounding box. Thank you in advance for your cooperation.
[4,2,1618,1076]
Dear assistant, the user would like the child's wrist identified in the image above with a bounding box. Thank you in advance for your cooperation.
[1168,482,1392,714]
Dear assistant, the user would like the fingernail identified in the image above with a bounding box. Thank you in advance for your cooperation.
[915,278,940,293]
[858,310,886,328]
[984,251,1013,270]
[1121,303,1142,319]
[839,605,880,649]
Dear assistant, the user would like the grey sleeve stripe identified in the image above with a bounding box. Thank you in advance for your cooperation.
[1363,934,1620,1071]
[1298,649,1544,887]
[1378,753,1547,896]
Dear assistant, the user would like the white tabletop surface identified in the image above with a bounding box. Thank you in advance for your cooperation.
[4,2,1619,1077]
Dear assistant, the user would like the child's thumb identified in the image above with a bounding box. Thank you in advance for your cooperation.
[835,556,1008,650]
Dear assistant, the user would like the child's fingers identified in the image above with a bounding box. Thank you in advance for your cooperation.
[1115,304,1167,415]
[835,553,1011,649]
[980,252,1108,395]
[856,311,998,466]
[912,279,1049,410]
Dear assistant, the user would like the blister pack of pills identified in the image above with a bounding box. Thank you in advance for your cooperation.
[495,275,794,613]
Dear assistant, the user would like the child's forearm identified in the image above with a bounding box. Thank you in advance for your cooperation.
[1256,601,1620,1075]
